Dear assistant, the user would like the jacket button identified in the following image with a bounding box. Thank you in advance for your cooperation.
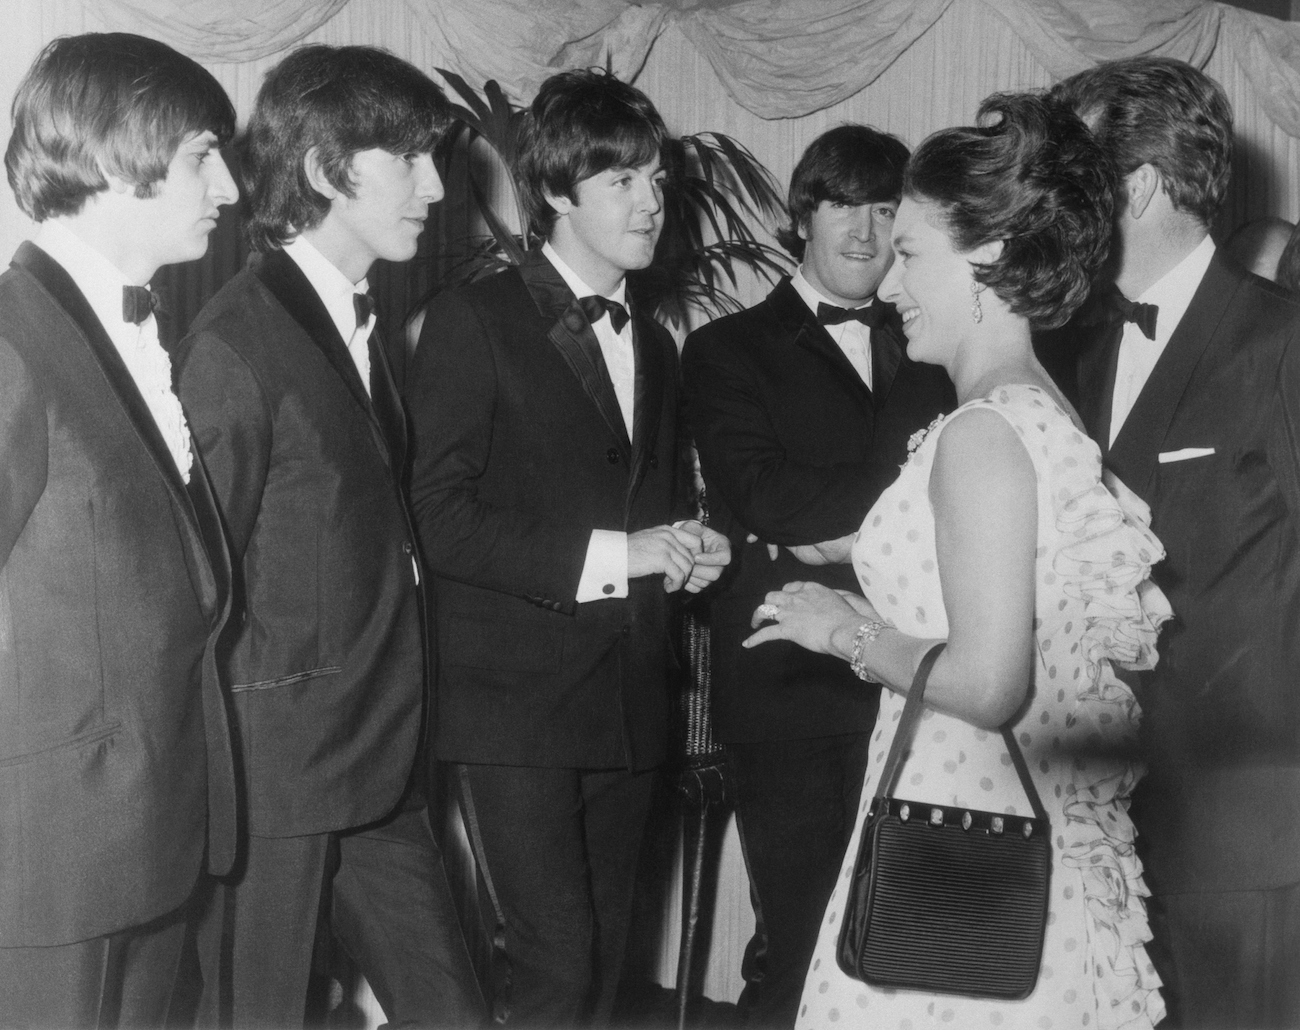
[648,453,659,469]
[402,541,414,555]
[607,448,619,464]
[621,625,631,638]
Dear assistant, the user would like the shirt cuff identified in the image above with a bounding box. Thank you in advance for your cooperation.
[576,529,628,602]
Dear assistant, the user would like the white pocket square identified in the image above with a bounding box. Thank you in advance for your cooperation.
[1158,447,1216,464]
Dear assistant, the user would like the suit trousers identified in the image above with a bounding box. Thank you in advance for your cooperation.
[453,762,656,1028]
[1147,879,1300,1029]
[0,900,190,1029]
[728,732,871,1029]
[197,805,482,1029]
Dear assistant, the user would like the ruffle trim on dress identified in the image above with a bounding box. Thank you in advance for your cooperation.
[1060,767,1167,1029]
[1050,472,1173,695]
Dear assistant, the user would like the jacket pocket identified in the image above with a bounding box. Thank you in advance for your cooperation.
[229,667,342,693]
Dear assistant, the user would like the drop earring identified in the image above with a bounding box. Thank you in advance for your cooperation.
[970,280,984,324]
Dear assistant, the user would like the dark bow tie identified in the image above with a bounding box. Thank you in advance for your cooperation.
[817,301,884,329]
[122,285,163,325]
[353,292,376,330]
[1113,294,1158,341]
[578,294,630,334]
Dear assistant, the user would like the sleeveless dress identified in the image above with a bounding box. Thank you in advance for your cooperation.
[796,385,1170,1030]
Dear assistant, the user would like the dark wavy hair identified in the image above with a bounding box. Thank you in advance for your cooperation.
[244,45,451,252]
[6,33,235,221]
[776,124,910,259]
[904,92,1116,331]
[516,69,668,239]
[1048,57,1232,228]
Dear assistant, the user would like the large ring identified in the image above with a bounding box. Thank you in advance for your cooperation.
[756,603,781,621]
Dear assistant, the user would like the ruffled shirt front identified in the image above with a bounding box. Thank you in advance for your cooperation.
[797,384,1170,1030]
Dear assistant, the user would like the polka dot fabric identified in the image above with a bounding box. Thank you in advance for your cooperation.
[796,386,1170,1030]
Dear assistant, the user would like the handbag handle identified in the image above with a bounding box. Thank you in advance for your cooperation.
[873,641,1048,823]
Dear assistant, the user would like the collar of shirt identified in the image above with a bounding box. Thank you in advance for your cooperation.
[35,219,146,346]
[791,266,874,389]
[542,241,629,321]
[1132,232,1216,352]
[283,235,375,346]
[33,219,193,482]
[1109,234,1216,446]
[542,241,635,435]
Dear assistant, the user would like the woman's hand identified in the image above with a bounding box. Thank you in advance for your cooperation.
[743,581,865,656]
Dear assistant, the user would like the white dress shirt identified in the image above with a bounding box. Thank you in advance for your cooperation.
[1110,234,1216,446]
[34,220,193,483]
[792,267,874,390]
[541,242,635,603]
[284,235,377,397]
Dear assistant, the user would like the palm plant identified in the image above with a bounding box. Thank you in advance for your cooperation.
[432,69,790,329]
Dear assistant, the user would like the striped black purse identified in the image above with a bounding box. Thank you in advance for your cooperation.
[836,643,1052,999]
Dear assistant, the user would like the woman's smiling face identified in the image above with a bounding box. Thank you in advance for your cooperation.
[878,195,984,368]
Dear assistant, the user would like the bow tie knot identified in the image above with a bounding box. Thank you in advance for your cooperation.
[817,301,884,329]
[353,291,376,330]
[578,294,630,334]
[122,285,163,326]
[1113,294,1158,341]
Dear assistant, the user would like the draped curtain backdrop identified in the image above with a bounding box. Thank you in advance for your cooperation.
[3,0,1298,1004]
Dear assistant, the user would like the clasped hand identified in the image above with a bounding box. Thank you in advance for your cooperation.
[628,520,731,593]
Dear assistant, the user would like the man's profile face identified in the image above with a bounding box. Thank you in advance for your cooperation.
[549,159,666,290]
[141,131,238,269]
[800,198,897,308]
[327,148,444,276]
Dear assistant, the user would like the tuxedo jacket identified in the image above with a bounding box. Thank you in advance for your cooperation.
[176,249,424,839]
[1072,252,1300,893]
[0,243,236,947]
[681,278,954,743]
[406,251,684,772]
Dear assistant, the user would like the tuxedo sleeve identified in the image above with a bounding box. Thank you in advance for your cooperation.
[0,339,47,569]
[175,330,273,561]
[405,290,594,608]
[682,331,896,546]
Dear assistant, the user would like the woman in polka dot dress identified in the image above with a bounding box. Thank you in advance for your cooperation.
[744,94,1170,1029]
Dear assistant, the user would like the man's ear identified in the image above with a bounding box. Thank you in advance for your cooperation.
[304,146,342,201]
[97,160,133,196]
[1123,163,1160,221]
[544,190,573,218]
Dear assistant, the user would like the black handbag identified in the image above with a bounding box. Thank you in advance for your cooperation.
[836,642,1052,999]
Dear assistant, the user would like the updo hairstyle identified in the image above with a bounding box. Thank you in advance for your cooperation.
[904,93,1115,331]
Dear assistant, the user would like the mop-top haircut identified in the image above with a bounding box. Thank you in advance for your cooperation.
[6,32,236,222]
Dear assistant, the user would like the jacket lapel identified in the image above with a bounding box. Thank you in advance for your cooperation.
[769,278,874,416]
[870,313,905,411]
[625,310,665,508]
[252,250,395,470]
[12,243,220,605]
[1107,255,1235,494]
[519,251,632,456]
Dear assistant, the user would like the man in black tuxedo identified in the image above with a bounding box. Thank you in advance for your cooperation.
[176,46,481,1028]
[681,126,954,1028]
[1049,57,1300,1029]
[406,69,730,1027]
[0,33,239,1027]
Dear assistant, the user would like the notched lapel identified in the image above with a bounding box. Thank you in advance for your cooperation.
[11,243,221,612]
[252,250,394,470]
[1109,256,1236,493]
[769,279,874,414]
[520,253,632,456]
